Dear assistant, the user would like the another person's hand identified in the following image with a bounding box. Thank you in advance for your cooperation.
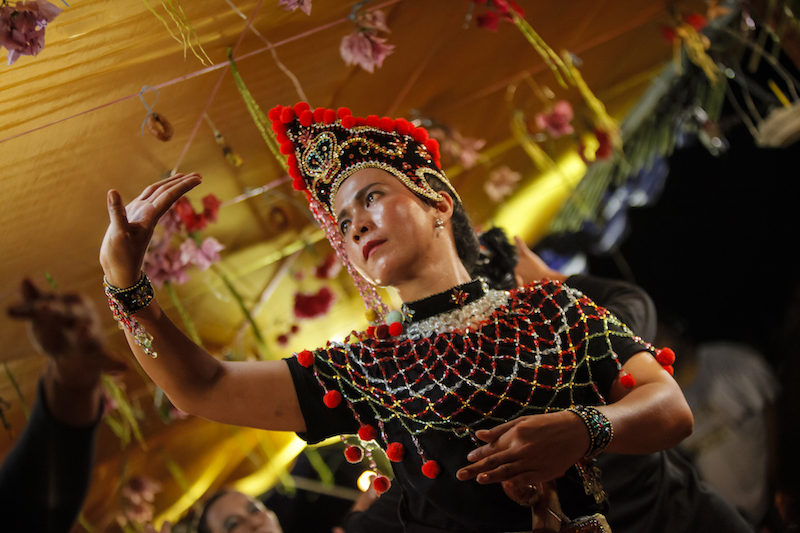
[8,279,127,387]
[455,411,588,499]
[99,173,202,288]
[8,279,127,425]
[512,235,567,286]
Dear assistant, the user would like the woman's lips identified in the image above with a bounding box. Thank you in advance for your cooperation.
[362,240,385,260]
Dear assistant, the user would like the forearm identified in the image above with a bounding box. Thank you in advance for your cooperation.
[121,297,225,414]
[42,363,104,427]
[597,354,693,455]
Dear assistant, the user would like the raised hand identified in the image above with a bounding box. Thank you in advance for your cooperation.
[456,411,588,491]
[99,173,202,288]
[512,235,567,286]
[8,279,127,387]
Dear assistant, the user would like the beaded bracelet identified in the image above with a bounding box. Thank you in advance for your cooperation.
[104,272,157,358]
[567,405,614,459]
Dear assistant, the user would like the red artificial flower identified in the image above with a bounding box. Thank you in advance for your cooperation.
[293,287,336,319]
[534,100,575,138]
[314,252,342,280]
[375,324,390,339]
[684,13,708,31]
[594,129,613,160]
[202,194,222,223]
[388,322,403,337]
[173,197,207,233]
[476,11,500,31]
[386,442,405,462]
[659,25,677,43]
[344,445,364,464]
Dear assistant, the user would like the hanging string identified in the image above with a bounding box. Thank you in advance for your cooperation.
[139,85,159,136]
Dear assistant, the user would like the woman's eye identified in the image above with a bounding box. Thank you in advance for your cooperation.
[340,220,350,234]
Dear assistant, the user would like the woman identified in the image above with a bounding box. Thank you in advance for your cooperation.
[99,103,692,532]
[197,491,283,533]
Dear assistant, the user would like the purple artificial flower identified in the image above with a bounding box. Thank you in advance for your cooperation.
[1,0,62,66]
[278,0,311,16]
[143,238,192,288]
[484,165,522,203]
[179,237,224,271]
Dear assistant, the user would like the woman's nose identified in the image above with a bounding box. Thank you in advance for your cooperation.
[352,225,368,242]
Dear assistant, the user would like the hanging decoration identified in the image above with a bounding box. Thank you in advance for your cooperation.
[660,9,720,85]
[139,86,174,142]
[426,122,486,169]
[278,0,311,16]
[203,114,243,167]
[0,0,61,66]
[141,0,212,65]
[340,4,394,73]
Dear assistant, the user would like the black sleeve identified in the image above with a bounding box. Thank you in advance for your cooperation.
[285,355,360,444]
[0,380,101,533]
[566,274,658,343]
[344,482,405,533]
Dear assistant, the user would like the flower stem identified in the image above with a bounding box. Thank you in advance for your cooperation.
[3,362,29,420]
[163,281,203,347]
[212,267,270,358]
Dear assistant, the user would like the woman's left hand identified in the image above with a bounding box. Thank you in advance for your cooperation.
[456,410,589,487]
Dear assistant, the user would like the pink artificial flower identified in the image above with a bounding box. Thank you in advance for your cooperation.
[294,287,336,319]
[534,100,574,138]
[340,31,394,73]
[144,238,192,288]
[278,0,311,16]
[1,0,62,65]
[450,132,486,169]
[484,165,522,203]
[179,237,224,271]
[119,476,162,525]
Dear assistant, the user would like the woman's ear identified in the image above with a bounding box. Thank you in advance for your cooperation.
[434,190,456,222]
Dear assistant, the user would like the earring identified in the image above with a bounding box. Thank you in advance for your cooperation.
[435,218,444,228]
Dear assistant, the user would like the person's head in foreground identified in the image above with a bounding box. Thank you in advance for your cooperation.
[197,490,283,533]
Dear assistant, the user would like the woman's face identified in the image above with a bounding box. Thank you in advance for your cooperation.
[204,492,283,533]
[333,168,440,287]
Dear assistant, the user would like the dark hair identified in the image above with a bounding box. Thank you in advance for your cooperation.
[475,227,518,290]
[424,175,481,277]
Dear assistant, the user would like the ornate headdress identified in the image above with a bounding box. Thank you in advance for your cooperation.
[268,102,461,319]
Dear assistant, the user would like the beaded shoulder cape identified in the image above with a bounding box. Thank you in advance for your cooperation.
[296,279,653,470]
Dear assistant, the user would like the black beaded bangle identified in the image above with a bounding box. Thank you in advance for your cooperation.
[103,272,155,314]
[567,405,614,459]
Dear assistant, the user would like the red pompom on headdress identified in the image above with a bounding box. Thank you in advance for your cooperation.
[267,102,459,219]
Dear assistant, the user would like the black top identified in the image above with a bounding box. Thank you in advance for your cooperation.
[0,380,102,533]
[287,279,653,532]
[342,274,753,533]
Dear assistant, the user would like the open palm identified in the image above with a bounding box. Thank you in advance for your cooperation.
[99,173,202,288]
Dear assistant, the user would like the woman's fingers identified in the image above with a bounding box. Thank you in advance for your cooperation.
[148,173,202,219]
[474,417,520,445]
[137,173,184,201]
[107,190,130,231]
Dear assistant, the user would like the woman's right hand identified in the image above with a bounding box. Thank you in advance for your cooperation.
[99,173,202,287]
